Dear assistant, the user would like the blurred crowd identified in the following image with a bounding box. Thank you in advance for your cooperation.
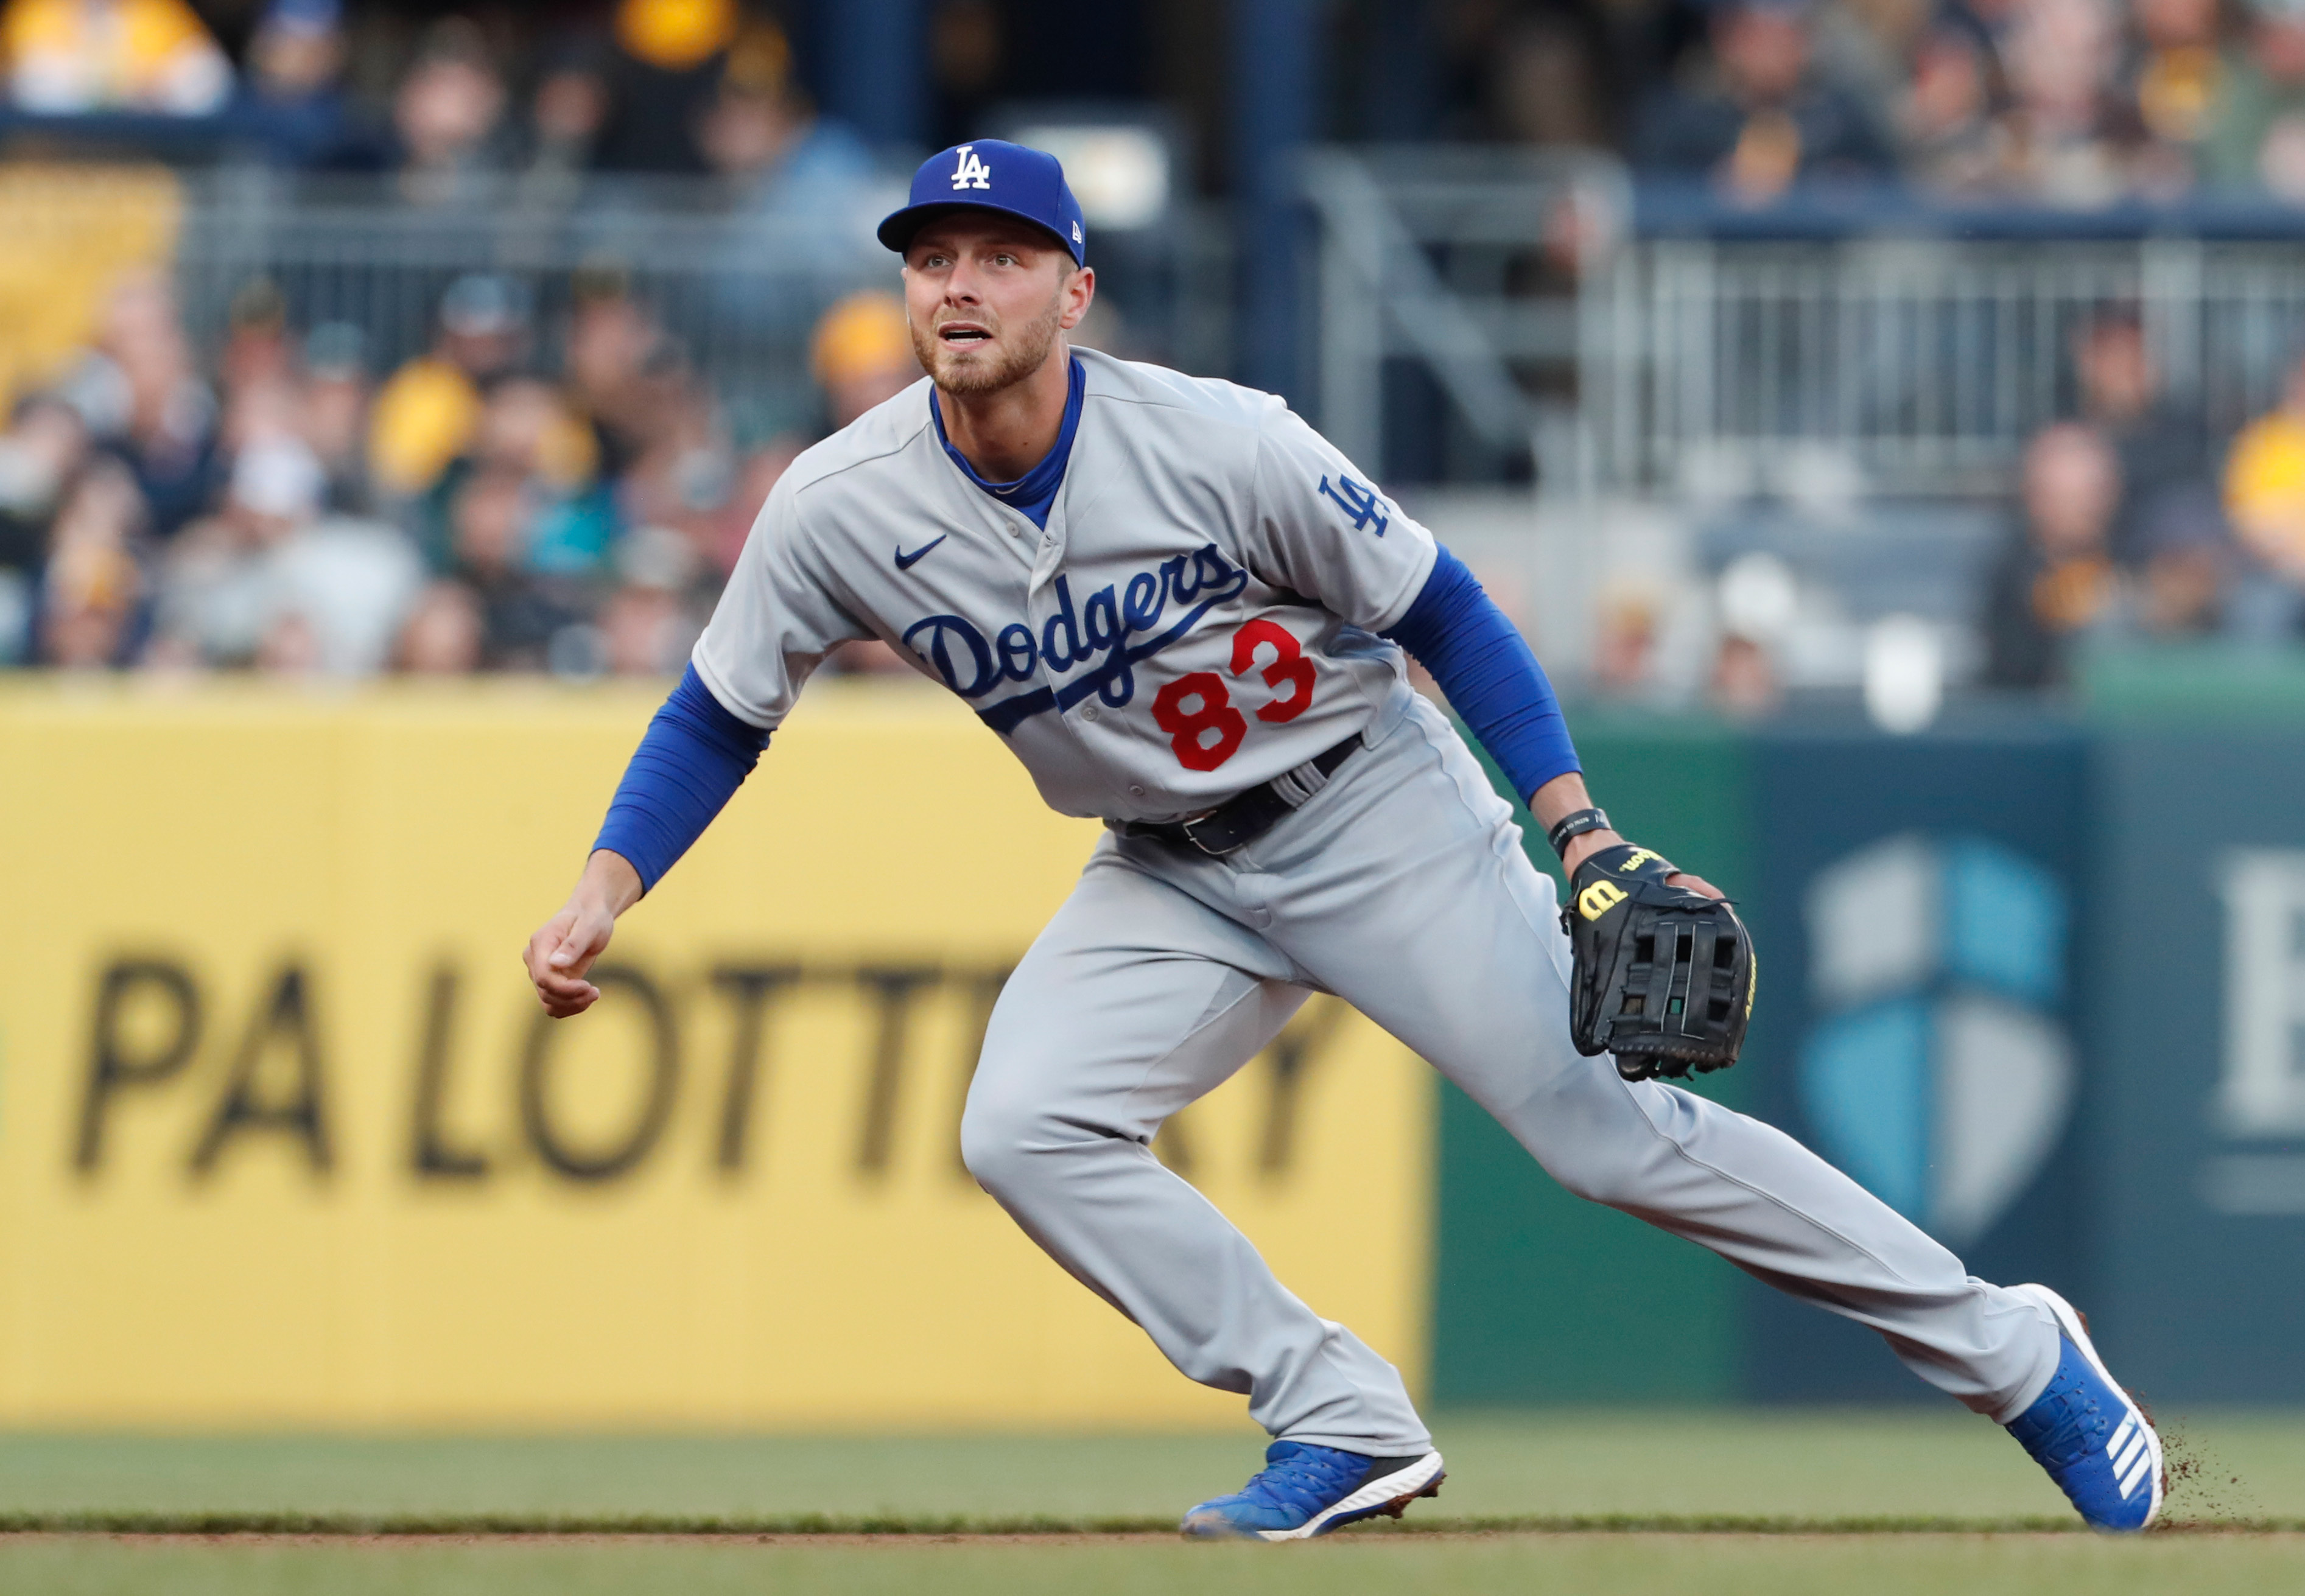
[1617,0,2305,205]
[1568,306,2305,714]
[0,0,939,678]
[1480,0,2305,207]
[1,0,2302,208]
[1977,310,2305,687]
[0,261,924,676]
[0,0,879,201]
[9,0,2305,696]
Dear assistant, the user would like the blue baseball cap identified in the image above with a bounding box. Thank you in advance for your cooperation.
[878,140,1087,265]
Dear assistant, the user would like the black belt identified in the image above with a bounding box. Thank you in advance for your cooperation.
[1112,734,1363,856]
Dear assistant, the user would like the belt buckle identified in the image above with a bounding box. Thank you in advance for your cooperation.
[1177,812,1246,856]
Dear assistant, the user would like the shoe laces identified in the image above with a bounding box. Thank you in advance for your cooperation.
[2012,1361,2110,1472]
[1227,1444,1369,1515]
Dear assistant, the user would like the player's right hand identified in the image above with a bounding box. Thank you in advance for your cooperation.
[524,850,642,1017]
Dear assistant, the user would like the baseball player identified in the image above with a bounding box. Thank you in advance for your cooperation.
[524,141,2160,1538]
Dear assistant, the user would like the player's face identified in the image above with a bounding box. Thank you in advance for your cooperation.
[902,219,1093,396]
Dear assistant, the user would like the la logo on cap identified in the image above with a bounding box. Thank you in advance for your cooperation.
[950,144,992,191]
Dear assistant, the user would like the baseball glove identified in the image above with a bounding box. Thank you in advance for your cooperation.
[1560,843,1755,1082]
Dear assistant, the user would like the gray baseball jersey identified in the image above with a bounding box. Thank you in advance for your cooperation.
[690,347,2063,1456]
[695,348,1434,821]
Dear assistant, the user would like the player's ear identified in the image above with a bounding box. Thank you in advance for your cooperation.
[1058,264,1095,332]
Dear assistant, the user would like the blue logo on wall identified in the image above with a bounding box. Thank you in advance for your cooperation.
[1799,833,2073,1248]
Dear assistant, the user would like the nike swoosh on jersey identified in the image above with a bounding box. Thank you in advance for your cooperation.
[894,535,949,570]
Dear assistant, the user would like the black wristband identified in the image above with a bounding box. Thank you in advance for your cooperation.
[1546,807,1612,859]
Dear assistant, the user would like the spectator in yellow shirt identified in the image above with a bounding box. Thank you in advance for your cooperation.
[811,291,917,431]
[2223,348,2305,583]
[368,275,530,502]
[1,0,231,116]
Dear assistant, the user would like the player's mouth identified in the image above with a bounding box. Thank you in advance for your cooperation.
[938,321,993,346]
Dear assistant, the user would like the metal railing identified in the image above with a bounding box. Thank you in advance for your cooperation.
[147,163,2305,500]
[1588,234,2305,497]
[1303,149,2305,498]
[169,173,891,430]
[163,172,1232,422]
[1303,147,1625,487]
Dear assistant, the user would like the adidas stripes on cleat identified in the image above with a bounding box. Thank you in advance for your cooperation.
[1179,1442,1445,1541]
[2004,1283,2163,1533]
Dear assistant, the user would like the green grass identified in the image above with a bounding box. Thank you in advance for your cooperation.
[0,1410,2293,1523]
[2,1534,2304,1596]
[0,1413,2298,1593]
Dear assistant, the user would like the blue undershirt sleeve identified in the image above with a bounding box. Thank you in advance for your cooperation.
[1380,545,1581,804]
[592,662,772,892]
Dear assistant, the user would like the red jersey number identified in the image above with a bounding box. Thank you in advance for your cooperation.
[1151,673,1248,772]
[1152,620,1316,771]
[1230,618,1314,724]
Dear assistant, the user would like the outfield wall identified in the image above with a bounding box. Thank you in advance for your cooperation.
[1430,718,1756,1406]
[3,673,2298,1424]
[0,681,1429,1428]
[1437,674,2305,1410]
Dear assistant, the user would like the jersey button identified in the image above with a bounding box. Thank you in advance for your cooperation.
[1081,705,1100,723]
[1128,784,1146,797]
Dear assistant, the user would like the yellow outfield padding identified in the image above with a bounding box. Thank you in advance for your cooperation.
[0,678,1431,1429]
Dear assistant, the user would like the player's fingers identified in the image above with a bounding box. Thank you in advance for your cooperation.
[1668,872,1725,900]
[548,909,612,978]
[525,911,577,974]
[525,928,600,1013]
[527,950,600,1009]
[539,980,600,1018]
[531,959,594,995]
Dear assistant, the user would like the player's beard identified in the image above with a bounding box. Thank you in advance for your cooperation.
[914,288,1067,397]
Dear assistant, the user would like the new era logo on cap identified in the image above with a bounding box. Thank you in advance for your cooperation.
[880,139,1088,266]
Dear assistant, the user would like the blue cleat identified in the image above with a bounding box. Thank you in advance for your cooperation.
[2005,1283,2163,1532]
[1180,1442,1445,1541]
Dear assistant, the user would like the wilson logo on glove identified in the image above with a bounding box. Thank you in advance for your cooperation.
[1576,880,1628,920]
[1562,843,1756,1082]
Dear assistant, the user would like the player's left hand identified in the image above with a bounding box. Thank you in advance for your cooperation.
[1560,841,1755,1080]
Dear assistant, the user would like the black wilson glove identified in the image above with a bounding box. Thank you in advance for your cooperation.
[1561,842,1755,1082]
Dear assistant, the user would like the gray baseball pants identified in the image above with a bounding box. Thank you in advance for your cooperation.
[960,696,2060,1453]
